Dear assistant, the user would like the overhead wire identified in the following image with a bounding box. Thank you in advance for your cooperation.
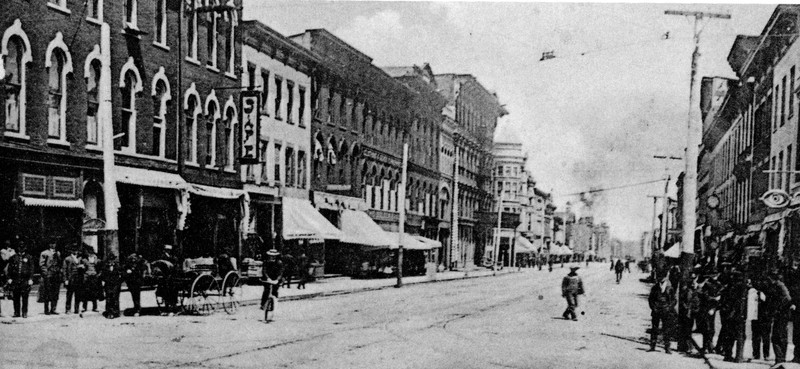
[557,178,667,197]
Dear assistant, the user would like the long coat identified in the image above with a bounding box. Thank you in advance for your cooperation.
[649,282,676,316]
[7,252,34,291]
[38,248,62,302]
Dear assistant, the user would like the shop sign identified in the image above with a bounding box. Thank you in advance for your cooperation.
[82,218,106,234]
[761,189,791,209]
[240,91,261,165]
[325,184,351,192]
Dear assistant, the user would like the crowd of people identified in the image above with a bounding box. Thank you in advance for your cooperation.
[647,257,800,365]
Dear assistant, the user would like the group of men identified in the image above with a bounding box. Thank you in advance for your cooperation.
[647,260,800,365]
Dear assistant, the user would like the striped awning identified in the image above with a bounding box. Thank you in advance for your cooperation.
[19,196,84,209]
[114,166,188,190]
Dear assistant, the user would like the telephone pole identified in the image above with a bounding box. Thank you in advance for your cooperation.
[665,9,730,282]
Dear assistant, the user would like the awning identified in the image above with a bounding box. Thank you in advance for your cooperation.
[340,210,395,248]
[664,242,681,258]
[282,197,342,240]
[114,166,188,190]
[189,184,246,199]
[514,236,535,253]
[559,245,573,255]
[19,196,84,209]
[414,235,443,249]
[386,231,429,250]
[584,250,596,257]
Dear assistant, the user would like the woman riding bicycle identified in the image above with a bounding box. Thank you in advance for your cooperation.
[260,249,284,309]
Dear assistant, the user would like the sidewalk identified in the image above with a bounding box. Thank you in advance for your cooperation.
[0,266,516,323]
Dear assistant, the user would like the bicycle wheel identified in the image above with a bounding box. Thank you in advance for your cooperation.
[264,296,276,323]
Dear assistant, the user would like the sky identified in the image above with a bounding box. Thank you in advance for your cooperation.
[242,1,776,241]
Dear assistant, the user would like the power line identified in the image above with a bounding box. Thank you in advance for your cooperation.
[559,178,666,197]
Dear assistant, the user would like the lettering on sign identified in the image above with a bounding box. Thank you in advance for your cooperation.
[240,91,261,165]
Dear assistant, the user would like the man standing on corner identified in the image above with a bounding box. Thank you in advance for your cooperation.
[7,241,34,318]
[561,266,584,321]
[784,259,800,364]
[38,239,62,315]
[649,273,676,354]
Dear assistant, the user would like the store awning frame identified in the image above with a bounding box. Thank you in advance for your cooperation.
[114,166,188,190]
[188,184,246,200]
[386,231,429,250]
[514,236,535,253]
[19,196,85,209]
[282,197,342,240]
[414,235,443,249]
[339,210,394,248]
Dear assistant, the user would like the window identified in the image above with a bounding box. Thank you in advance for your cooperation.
[124,0,137,28]
[286,81,295,123]
[792,67,797,119]
[326,88,334,123]
[260,70,269,114]
[285,147,295,187]
[339,94,347,126]
[298,86,306,127]
[782,76,787,126]
[246,62,256,89]
[274,143,282,183]
[789,144,794,186]
[274,76,283,119]
[86,60,101,146]
[4,33,27,136]
[47,48,68,142]
[206,6,218,68]
[779,150,784,190]
[87,0,101,20]
[118,71,138,151]
[258,140,268,182]
[224,106,237,170]
[155,0,166,45]
[205,100,219,166]
[298,150,306,189]
[152,79,169,157]
[188,0,198,60]
[771,156,777,188]
[225,12,235,75]
[185,95,200,163]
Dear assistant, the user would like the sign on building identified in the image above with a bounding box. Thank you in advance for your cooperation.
[240,91,261,165]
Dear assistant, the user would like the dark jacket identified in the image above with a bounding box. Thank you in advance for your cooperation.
[720,280,747,322]
[768,279,793,320]
[7,252,34,288]
[262,259,284,282]
[614,261,625,273]
[561,273,584,296]
[649,281,676,316]
[700,278,723,312]
[679,285,701,318]
[62,254,82,284]
[102,260,123,291]
[39,248,61,278]
[123,254,147,285]
[785,268,800,305]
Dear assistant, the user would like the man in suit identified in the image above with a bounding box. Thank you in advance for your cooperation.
[7,241,34,318]
[649,273,676,354]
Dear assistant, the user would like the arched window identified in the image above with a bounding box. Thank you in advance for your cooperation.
[152,78,169,157]
[224,103,237,171]
[86,59,101,145]
[4,25,30,137]
[185,95,200,163]
[47,49,68,142]
[119,71,138,150]
[205,96,219,166]
[225,8,236,75]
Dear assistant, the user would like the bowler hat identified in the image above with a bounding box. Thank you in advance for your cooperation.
[266,249,280,256]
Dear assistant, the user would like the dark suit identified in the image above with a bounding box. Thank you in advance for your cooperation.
[649,281,676,352]
[7,253,34,317]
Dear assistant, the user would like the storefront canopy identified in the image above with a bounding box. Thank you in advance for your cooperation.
[414,235,443,249]
[282,197,342,240]
[386,231,429,250]
[664,242,681,258]
[558,245,573,255]
[19,196,84,209]
[514,236,535,253]
[188,184,246,199]
[114,166,188,190]
[339,210,395,248]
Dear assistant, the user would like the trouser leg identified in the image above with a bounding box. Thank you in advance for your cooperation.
[65,286,74,312]
[753,320,762,358]
[773,317,789,363]
[764,318,773,358]
[129,284,141,312]
[12,289,21,316]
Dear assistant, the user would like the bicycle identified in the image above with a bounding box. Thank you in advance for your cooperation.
[261,278,278,323]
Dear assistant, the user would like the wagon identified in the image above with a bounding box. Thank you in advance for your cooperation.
[149,257,244,315]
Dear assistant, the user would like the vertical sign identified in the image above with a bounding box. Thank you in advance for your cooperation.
[240,91,261,164]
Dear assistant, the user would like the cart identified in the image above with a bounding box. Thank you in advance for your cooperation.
[150,257,244,315]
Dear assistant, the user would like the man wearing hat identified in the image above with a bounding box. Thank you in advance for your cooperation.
[649,272,676,353]
[7,240,34,318]
[699,271,723,354]
[561,266,584,321]
[38,238,62,315]
[260,249,284,309]
[767,271,792,364]
[62,246,82,314]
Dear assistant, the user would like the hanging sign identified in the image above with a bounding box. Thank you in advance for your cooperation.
[761,189,791,209]
[239,91,261,165]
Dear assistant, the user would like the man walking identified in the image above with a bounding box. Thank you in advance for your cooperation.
[561,266,584,321]
[699,272,723,354]
[677,273,700,354]
[749,278,770,361]
[7,241,34,318]
[784,260,800,363]
[614,259,625,284]
[38,239,62,315]
[649,273,676,354]
[62,246,81,314]
[102,254,122,319]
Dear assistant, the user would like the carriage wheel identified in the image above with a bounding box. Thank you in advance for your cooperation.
[186,274,220,315]
[221,271,244,315]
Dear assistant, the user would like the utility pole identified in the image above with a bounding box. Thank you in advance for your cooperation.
[664,9,730,282]
[646,195,660,280]
[396,142,408,288]
[451,141,460,270]
[494,178,504,274]
[100,23,119,261]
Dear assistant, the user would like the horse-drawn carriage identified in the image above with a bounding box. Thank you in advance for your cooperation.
[148,256,244,315]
